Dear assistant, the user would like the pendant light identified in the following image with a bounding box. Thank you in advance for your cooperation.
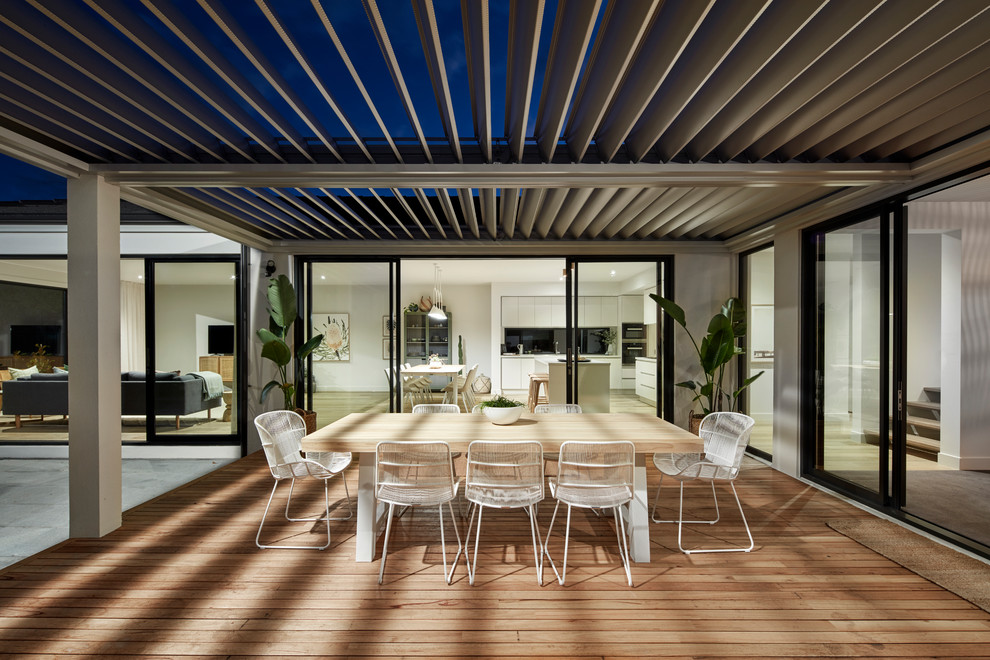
[428,264,447,320]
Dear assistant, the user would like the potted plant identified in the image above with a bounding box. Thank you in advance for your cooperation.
[257,274,324,428]
[593,328,618,355]
[650,294,763,434]
[476,393,525,425]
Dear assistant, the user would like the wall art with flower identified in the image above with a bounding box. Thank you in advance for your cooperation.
[312,313,349,361]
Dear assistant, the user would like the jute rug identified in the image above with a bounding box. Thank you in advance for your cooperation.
[828,518,990,613]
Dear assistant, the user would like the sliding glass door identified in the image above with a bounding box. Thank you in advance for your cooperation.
[804,212,896,501]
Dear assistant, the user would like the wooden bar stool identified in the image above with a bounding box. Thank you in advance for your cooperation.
[527,373,549,412]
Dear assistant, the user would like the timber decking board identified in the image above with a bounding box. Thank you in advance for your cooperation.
[0,452,988,658]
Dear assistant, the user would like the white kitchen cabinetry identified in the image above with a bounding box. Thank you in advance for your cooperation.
[551,296,565,326]
[621,295,643,323]
[635,358,657,404]
[601,297,618,327]
[534,297,552,327]
[500,357,536,390]
[502,298,518,327]
[518,297,536,326]
[583,296,601,326]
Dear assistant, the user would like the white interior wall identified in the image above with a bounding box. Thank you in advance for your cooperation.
[747,248,774,422]
[906,234,942,398]
[312,281,390,392]
[154,284,235,375]
[909,201,987,468]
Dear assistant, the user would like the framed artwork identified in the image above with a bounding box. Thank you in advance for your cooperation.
[382,337,392,360]
[382,315,393,337]
[312,313,350,361]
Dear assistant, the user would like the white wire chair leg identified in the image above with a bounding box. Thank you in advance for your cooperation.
[528,503,543,586]
[284,474,354,522]
[465,502,484,585]
[256,479,331,550]
[541,499,562,583]
[651,473,720,524]
[612,505,632,587]
[378,502,397,584]
[439,500,463,584]
[677,481,754,554]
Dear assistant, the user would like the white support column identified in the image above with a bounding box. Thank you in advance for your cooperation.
[67,175,122,537]
[772,229,801,478]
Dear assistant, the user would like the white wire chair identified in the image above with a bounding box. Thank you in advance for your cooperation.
[412,403,460,414]
[542,440,635,586]
[253,410,352,550]
[650,411,756,554]
[463,440,545,586]
[443,363,479,411]
[534,404,582,463]
[375,440,463,584]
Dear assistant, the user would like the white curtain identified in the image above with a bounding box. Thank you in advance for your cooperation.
[120,280,145,372]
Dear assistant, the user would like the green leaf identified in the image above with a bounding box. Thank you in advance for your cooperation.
[257,328,280,344]
[260,339,291,366]
[266,274,296,331]
[296,333,324,360]
[675,380,697,391]
[733,371,764,399]
[259,380,281,403]
[649,294,686,328]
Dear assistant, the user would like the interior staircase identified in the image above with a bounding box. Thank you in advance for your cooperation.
[863,386,941,460]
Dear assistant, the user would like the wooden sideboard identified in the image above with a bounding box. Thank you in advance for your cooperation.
[198,355,234,382]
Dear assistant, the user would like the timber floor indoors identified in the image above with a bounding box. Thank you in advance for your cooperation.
[1,451,989,657]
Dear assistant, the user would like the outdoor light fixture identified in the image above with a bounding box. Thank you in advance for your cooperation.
[264,259,276,277]
[428,264,447,321]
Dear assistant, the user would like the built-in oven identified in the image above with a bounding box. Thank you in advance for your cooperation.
[622,323,644,340]
[621,342,645,365]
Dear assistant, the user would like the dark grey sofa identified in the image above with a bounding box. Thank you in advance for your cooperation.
[1,371,222,428]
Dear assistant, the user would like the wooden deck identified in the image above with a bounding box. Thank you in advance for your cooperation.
[1,452,989,658]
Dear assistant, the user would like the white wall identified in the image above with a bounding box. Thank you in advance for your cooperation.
[773,229,801,477]
[312,282,390,391]
[154,284,235,375]
[908,202,987,469]
[906,234,942,398]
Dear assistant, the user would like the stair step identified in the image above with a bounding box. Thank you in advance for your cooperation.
[905,415,940,432]
[863,429,940,454]
[922,386,941,403]
[907,400,940,412]
[907,434,940,453]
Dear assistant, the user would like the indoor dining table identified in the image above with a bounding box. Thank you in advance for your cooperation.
[301,411,703,563]
[400,363,464,405]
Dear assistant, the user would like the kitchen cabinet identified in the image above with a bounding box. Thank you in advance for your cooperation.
[500,356,536,390]
[635,357,657,404]
[620,295,643,323]
[601,297,618,327]
[501,298,518,327]
[518,296,536,326]
[583,297,601,326]
[534,297,552,327]
[551,296,565,327]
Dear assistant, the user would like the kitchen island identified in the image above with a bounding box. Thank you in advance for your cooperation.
[536,357,611,412]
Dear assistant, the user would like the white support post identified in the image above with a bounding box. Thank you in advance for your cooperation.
[67,174,122,537]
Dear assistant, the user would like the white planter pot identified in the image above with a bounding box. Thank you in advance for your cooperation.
[482,405,524,425]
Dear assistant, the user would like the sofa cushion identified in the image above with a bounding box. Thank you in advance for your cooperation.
[9,365,39,379]
[29,372,69,381]
[53,366,68,374]
[123,371,179,381]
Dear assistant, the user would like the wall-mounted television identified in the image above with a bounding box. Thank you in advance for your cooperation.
[10,325,62,354]
[207,324,235,355]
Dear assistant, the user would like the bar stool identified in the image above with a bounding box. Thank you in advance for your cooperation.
[527,373,549,412]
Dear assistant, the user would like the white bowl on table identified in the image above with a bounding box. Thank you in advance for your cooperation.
[482,405,524,425]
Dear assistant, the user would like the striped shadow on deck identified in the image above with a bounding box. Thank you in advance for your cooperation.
[1,453,989,658]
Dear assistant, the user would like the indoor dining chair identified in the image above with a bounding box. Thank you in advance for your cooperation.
[375,440,463,584]
[650,411,756,554]
[542,440,634,587]
[443,362,479,411]
[463,440,545,586]
[253,410,352,550]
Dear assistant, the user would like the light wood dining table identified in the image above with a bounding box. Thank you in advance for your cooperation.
[400,363,464,405]
[301,412,703,563]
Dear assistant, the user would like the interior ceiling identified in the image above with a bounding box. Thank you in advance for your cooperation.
[2,0,990,250]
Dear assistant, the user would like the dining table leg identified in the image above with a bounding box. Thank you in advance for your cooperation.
[627,453,651,563]
[355,450,382,562]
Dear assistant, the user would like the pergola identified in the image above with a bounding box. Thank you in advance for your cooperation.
[2,0,990,536]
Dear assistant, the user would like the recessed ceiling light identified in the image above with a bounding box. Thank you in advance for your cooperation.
[137,275,143,279]
[230,274,236,280]
[610,270,616,277]
[321,275,326,280]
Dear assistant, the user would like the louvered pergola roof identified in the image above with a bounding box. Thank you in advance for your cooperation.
[1,0,989,251]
